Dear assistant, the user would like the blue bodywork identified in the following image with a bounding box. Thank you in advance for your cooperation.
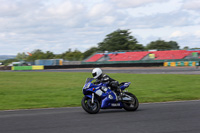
[82,78,131,109]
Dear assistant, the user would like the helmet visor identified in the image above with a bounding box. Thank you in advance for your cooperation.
[92,72,97,78]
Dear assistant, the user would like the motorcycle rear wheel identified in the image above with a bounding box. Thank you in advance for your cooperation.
[81,96,100,114]
[123,92,139,111]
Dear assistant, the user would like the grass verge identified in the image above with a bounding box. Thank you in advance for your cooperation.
[0,72,200,110]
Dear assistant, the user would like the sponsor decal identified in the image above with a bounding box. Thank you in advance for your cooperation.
[95,90,103,96]
[111,103,120,107]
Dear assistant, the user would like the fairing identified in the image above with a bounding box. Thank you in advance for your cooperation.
[82,78,131,109]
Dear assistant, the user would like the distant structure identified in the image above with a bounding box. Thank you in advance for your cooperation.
[83,50,200,67]
[35,59,63,66]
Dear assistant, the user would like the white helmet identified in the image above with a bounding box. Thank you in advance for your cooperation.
[92,68,102,79]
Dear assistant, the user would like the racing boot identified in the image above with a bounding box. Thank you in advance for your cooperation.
[115,87,122,101]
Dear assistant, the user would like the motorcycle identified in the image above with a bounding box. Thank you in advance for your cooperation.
[81,78,139,114]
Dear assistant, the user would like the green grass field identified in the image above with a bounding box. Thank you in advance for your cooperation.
[0,71,200,110]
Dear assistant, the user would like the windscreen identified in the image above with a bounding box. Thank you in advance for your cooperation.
[85,78,94,84]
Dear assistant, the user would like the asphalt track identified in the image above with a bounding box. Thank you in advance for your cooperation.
[2,67,200,74]
[46,67,200,74]
[0,100,200,133]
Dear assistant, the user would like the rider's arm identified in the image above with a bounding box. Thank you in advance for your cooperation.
[93,80,100,85]
[100,74,110,84]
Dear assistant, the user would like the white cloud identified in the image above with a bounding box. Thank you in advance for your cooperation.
[0,0,200,55]
[183,0,200,11]
[122,10,196,30]
[170,31,187,38]
[46,1,84,18]
[88,3,113,17]
[125,0,182,17]
[111,0,166,8]
[90,16,116,26]
[167,28,200,48]
[194,30,200,37]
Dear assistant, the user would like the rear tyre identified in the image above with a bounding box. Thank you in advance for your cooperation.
[123,92,139,111]
[81,96,100,114]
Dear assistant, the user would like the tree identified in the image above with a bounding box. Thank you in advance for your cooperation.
[16,52,28,60]
[26,49,44,61]
[168,41,179,49]
[57,49,83,61]
[98,29,144,51]
[43,51,55,59]
[146,40,180,50]
[26,49,55,61]
[70,49,83,61]
[128,44,145,51]
[183,46,189,50]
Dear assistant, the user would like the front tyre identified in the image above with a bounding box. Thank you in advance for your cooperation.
[81,96,100,114]
[123,92,139,111]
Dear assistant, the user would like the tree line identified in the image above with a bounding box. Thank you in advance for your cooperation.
[3,29,200,64]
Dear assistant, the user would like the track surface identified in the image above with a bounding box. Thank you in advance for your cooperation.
[2,67,200,74]
[46,67,200,74]
[0,100,200,133]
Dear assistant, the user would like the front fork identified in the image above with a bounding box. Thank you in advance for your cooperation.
[91,93,94,104]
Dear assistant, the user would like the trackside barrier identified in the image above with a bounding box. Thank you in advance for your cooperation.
[163,62,168,67]
[170,62,176,67]
[184,62,189,66]
[176,62,185,66]
[44,62,164,69]
[32,66,44,70]
[12,66,32,70]
[164,61,198,67]
[12,65,44,70]
[167,62,171,66]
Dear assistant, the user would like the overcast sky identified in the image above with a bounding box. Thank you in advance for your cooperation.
[0,0,200,55]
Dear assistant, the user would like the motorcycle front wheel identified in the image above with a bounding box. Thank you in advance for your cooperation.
[81,96,101,114]
[123,92,139,111]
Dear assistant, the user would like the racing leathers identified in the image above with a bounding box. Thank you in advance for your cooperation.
[94,73,120,95]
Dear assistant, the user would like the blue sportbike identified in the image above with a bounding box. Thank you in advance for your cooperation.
[81,78,139,114]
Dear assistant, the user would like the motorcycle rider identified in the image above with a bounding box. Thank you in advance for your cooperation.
[92,68,121,99]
